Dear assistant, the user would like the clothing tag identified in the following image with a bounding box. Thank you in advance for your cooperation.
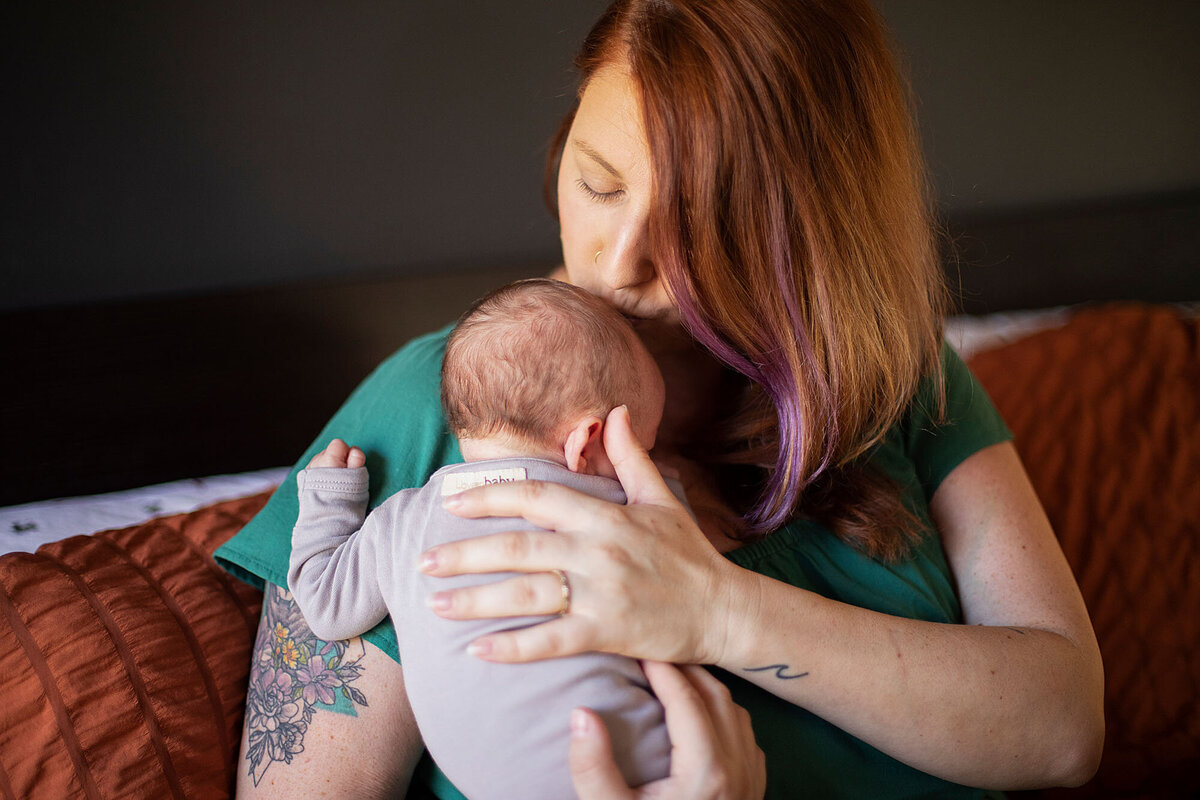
[440,467,528,496]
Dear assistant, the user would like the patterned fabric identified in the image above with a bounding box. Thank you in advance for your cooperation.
[0,492,267,799]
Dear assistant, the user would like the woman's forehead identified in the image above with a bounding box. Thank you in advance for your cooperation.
[572,66,652,182]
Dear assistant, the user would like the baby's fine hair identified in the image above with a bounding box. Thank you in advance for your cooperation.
[442,279,645,448]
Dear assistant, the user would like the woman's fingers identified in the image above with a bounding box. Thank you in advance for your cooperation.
[605,405,681,507]
[645,661,767,800]
[675,665,766,799]
[678,664,744,737]
[420,528,571,577]
[641,661,718,769]
[677,665,761,772]
[428,571,570,620]
[466,616,592,663]
[569,665,765,800]
[440,410,682,528]
[442,478,628,528]
[569,709,636,800]
[422,409,730,667]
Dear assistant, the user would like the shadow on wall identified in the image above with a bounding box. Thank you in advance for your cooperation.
[943,190,1200,314]
[0,263,539,505]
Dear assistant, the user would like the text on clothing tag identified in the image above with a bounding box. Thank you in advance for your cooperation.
[440,468,528,497]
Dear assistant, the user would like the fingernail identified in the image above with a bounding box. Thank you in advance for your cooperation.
[419,551,438,572]
[570,709,591,737]
[442,494,462,510]
[427,592,451,612]
[466,639,492,658]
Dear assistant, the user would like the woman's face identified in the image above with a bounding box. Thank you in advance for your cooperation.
[557,65,677,324]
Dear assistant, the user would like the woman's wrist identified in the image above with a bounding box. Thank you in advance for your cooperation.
[705,565,837,693]
[701,559,771,669]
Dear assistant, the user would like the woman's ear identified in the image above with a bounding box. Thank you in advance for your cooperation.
[564,416,606,474]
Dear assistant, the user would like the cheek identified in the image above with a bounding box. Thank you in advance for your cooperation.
[557,195,599,283]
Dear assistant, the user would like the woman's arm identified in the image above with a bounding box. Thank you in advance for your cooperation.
[236,583,424,798]
[716,441,1103,790]
[426,409,1104,790]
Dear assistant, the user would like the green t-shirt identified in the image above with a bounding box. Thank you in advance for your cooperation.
[216,325,1012,800]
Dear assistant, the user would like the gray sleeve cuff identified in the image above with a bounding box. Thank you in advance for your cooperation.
[296,466,369,496]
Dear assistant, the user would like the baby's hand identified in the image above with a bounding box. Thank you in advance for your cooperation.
[306,438,366,470]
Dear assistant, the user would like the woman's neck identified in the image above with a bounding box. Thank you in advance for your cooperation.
[650,341,742,447]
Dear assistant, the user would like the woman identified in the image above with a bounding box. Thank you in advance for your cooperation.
[220,1,1103,797]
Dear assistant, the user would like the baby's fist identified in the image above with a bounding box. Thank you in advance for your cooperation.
[307,438,366,469]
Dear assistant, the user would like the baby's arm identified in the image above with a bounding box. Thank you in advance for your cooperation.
[287,439,389,641]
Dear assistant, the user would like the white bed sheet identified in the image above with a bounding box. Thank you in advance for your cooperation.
[0,467,288,554]
[1,307,1084,557]
[944,306,1071,360]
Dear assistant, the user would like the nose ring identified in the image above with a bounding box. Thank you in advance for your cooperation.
[594,249,602,266]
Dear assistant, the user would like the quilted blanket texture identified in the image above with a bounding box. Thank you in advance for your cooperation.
[0,492,267,798]
[969,304,1199,798]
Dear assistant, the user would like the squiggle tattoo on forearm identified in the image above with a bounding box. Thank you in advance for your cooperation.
[244,584,371,786]
[744,664,810,680]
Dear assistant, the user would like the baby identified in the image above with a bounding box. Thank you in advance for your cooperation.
[288,278,675,799]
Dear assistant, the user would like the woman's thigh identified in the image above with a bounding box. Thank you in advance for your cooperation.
[236,582,424,798]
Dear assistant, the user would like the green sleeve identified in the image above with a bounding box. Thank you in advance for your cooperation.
[214,324,462,660]
[905,342,1013,501]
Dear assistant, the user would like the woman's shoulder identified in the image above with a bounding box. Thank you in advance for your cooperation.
[329,322,461,481]
[365,322,454,388]
[900,341,1013,500]
[335,323,455,429]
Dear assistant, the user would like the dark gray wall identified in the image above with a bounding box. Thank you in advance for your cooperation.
[876,0,1200,213]
[5,1,1198,311]
[6,2,604,310]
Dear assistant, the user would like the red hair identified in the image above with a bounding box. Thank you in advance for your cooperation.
[547,0,947,559]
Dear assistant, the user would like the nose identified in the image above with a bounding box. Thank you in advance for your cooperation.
[600,215,655,291]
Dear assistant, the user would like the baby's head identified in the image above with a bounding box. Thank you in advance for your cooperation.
[442,279,664,479]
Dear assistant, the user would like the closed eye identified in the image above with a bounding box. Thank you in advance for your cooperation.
[575,178,624,204]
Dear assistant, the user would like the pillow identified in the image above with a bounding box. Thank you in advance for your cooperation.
[967,303,1200,798]
[0,491,268,799]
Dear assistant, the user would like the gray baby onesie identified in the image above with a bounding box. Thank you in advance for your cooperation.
[288,458,671,800]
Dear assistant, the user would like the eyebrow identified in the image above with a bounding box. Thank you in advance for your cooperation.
[572,139,623,179]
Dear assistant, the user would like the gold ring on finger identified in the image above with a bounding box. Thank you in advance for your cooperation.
[551,569,571,616]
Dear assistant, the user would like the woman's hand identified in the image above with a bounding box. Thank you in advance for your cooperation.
[569,662,765,800]
[421,405,747,665]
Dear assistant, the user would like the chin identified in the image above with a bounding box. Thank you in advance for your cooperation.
[625,310,681,331]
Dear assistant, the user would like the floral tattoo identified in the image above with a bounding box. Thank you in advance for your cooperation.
[244,584,370,786]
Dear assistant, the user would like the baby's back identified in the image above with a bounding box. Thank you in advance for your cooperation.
[382,458,671,799]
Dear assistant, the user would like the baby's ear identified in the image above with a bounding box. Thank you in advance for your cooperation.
[564,416,605,474]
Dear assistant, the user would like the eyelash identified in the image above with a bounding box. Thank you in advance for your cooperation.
[575,178,624,204]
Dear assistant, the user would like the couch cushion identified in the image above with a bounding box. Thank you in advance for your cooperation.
[967,304,1200,797]
[0,491,267,799]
